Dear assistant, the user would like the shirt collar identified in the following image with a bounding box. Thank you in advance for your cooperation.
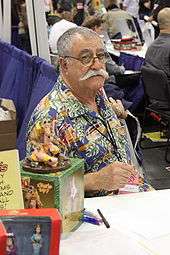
[54,76,113,120]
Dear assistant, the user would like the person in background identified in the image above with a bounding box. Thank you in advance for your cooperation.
[152,0,170,22]
[145,7,170,106]
[26,27,151,197]
[147,0,170,37]
[103,0,138,40]
[44,0,54,19]
[73,0,86,25]
[82,14,125,75]
[17,0,32,53]
[139,0,154,20]
[123,0,144,42]
[105,0,120,10]
[49,5,77,54]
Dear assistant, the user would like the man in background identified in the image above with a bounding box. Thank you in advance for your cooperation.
[145,7,170,108]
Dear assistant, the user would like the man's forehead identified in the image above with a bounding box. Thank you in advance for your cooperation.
[71,34,104,53]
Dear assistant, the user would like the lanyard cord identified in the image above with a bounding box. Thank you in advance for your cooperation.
[83,114,122,161]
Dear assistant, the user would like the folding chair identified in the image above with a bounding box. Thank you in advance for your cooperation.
[141,65,170,163]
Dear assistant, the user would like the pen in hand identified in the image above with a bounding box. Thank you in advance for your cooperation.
[97,209,110,228]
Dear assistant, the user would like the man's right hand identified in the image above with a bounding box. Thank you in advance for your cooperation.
[94,161,137,191]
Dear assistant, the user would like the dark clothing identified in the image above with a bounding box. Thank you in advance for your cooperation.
[73,0,85,25]
[139,0,154,20]
[106,4,119,11]
[151,0,170,38]
[145,33,170,108]
[145,33,170,77]
[152,0,170,21]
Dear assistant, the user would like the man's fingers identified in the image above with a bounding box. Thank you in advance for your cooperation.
[113,161,136,171]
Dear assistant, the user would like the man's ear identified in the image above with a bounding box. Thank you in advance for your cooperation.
[59,57,68,71]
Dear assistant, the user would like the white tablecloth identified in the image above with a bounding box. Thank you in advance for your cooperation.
[60,189,170,255]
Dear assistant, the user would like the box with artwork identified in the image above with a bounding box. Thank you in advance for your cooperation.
[21,158,84,232]
[0,149,24,210]
[0,222,6,254]
[0,208,62,255]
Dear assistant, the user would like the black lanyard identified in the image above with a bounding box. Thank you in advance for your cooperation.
[83,114,123,161]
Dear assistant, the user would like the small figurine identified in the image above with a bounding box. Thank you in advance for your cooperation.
[25,119,70,172]
[31,224,43,255]
[30,144,59,168]
[24,185,43,208]
[6,233,17,255]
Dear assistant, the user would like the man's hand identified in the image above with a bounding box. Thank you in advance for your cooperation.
[109,98,128,119]
[85,162,137,192]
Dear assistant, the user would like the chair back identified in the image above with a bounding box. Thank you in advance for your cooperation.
[141,65,170,107]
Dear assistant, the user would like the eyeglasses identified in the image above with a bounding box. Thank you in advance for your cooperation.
[60,49,109,67]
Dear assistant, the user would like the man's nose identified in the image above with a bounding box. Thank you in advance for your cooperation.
[91,57,104,70]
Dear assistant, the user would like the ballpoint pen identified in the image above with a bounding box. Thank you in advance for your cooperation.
[97,209,110,228]
[81,216,101,225]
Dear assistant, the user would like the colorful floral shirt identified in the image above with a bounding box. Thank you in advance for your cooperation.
[26,76,152,193]
[26,76,131,173]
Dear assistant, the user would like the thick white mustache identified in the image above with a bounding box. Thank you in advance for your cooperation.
[80,69,109,81]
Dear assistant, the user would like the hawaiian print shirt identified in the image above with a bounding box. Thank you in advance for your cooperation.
[26,76,151,193]
[26,76,130,172]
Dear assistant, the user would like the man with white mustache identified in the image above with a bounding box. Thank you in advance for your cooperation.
[27,27,150,197]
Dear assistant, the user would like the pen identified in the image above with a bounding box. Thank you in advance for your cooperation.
[97,209,110,228]
[83,209,101,220]
[81,216,101,225]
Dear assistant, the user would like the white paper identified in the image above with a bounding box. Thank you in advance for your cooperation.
[84,190,170,239]
[60,227,152,255]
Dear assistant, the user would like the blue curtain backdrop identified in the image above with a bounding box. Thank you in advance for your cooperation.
[0,40,58,159]
[17,56,58,159]
[0,40,34,131]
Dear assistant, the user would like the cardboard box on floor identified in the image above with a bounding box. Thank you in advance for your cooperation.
[0,149,24,210]
[0,99,17,151]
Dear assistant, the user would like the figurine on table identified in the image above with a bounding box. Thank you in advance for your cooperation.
[25,119,70,172]
[24,185,43,209]
[31,224,43,255]
[6,233,17,255]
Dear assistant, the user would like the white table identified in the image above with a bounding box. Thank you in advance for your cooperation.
[60,189,170,255]
[106,41,147,59]
[120,46,147,58]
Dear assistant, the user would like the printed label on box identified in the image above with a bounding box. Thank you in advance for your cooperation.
[21,177,55,209]
[0,150,24,209]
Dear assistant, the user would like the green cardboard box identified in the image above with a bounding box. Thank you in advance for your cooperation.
[20,158,84,232]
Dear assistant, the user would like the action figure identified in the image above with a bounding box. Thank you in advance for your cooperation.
[31,224,43,255]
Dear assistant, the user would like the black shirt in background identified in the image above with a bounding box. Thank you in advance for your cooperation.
[152,0,170,21]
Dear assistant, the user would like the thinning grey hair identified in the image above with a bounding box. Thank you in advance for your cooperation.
[57,27,102,56]
[158,8,170,30]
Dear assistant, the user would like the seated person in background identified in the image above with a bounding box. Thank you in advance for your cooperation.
[139,0,154,20]
[82,15,132,110]
[103,0,138,40]
[26,27,150,196]
[145,7,170,107]
[82,14,125,75]
[146,0,170,37]
[122,0,144,42]
[49,4,77,54]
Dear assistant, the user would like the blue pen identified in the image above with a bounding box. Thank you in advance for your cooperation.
[81,216,101,225]
[83,209,101,220]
